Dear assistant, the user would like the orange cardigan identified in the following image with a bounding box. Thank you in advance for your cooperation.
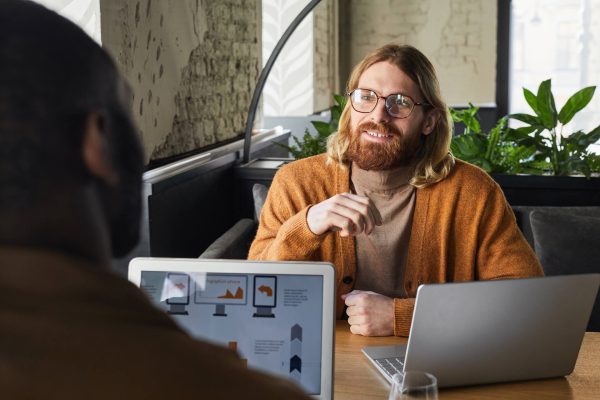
[249,154,543,336]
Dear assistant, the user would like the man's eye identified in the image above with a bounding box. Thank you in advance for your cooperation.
[393,97,410,107]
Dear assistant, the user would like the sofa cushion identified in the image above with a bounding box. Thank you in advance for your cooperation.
[252,183,269,220]
[199,218,257,259]
[530,210,600,331]
[512,206,600,249]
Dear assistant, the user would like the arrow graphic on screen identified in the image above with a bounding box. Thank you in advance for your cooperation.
[290,355,302,373]
[258,285,273,297]
[290,324,303,382]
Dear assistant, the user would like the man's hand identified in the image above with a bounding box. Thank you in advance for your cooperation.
[306,193,382,236]
[341,290,394,336]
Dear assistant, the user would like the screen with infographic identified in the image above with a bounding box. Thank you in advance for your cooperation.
[140,271,324,395]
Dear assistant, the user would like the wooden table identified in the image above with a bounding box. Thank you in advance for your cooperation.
[334,321,600,399]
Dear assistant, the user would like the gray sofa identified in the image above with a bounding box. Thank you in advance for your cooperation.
[200,185,600,331]
[198,184,266,259]
[512,206,600,331]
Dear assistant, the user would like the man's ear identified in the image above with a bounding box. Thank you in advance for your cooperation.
[422,108,440,136]
[82,112,119,185]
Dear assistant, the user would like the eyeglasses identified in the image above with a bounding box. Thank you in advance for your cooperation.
[347,88,432,119]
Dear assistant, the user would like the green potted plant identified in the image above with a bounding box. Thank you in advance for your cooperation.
[450,104,537,174]
[278,94,347,159]
[509,79,600,177]
[451,80,600,206]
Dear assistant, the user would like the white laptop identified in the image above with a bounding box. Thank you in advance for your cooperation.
[129,258,335,400]
[363,274,600,388]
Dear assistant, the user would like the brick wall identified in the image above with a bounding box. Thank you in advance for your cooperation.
[100,0,261,162]
[314,0,338,111]
[436,0,482,70]
[339,0,497,106]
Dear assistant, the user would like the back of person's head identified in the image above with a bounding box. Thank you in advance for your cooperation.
[327,44,454,188]
[0,0,144,256]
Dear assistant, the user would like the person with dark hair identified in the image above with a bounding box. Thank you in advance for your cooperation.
[249,44,543,337]
[0,1,308,398]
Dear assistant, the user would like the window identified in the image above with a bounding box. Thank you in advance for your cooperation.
[509,0,600,153]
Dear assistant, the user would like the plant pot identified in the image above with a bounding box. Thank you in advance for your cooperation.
[491,173,600,206]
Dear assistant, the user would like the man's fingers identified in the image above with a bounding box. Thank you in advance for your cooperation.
[330,199,373,235]
[344,291,366,306]
[326,206,365,236]
[326,211,358,237]
[340,193,382,228]
[347,315,367,326]
[345,305,366,317]
[349,324,364,335]
[342,290,363,299]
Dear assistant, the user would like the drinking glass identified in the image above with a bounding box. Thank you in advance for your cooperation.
[388,371,438,400]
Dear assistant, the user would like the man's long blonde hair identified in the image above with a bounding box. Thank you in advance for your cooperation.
[327,44,454,188]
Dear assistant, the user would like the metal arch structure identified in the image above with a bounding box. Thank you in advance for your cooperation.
[242,0,322,164]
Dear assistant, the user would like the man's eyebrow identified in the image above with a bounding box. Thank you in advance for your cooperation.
[357,87,414,97]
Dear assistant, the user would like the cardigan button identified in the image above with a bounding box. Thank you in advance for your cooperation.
[342,276,353,285]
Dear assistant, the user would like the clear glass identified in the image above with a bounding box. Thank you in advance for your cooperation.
[348,89,426,119]
[388,371,438,400]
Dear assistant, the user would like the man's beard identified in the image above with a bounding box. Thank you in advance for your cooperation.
[346,121,422,171]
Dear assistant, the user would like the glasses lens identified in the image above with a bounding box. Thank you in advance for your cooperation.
[351,89,377,113]
[386,94,414,118]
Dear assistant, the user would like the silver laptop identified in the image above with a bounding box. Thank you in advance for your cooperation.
[363,274,600,388]
[129,258,336,400]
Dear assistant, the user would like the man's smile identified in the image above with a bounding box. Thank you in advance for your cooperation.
[363,130,394,141]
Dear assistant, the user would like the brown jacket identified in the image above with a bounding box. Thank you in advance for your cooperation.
[249,155,543,336]
[0,248,309,399]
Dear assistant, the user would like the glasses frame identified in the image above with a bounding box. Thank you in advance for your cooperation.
[346,88,432,119]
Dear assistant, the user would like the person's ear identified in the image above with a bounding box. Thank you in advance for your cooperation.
[422,108,439,136]
[82,112,119,185]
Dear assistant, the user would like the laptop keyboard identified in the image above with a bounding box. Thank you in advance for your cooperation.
[375,357,405,379]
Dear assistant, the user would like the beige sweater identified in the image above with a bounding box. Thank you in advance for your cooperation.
[249,154,543,336]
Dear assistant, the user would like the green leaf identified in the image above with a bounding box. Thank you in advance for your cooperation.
[505,126,536,141]
[588,123,600,140]
[451,134,486,159]
[509,113,541,126]
[449,105,482,135]
[536,79,558,129]
[523,88,539,115]
[334,94,347,109]
[558,86,596,125]
[311,121,332,137]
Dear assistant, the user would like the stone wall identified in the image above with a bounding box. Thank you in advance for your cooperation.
[314,0,338,111]
[100,0,261,163]
[339,0,497,106]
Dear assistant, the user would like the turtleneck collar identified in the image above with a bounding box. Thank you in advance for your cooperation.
[351,162,414,194]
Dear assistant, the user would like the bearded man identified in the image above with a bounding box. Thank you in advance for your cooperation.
[249,44,543,337]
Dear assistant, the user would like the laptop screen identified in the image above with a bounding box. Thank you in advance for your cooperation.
[138,270,324,395]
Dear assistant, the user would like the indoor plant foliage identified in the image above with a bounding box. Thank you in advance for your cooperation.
[508,79,600,178]
[450,104,537,174]
[279,94,347,159]
[452,80,600,178]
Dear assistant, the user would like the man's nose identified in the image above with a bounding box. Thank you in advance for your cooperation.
[370,98,390,123]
